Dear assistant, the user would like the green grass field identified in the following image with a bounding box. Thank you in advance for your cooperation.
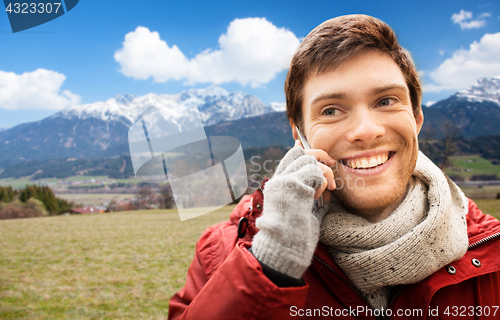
[446,155,500,180]
[55,194,136,206]
[1,201,499,319]
[460,185,500,200]
[0,206,232,319]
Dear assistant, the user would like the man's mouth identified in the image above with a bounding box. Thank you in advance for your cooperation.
[339,152,394,169]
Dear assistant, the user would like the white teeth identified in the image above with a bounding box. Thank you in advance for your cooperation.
[344,153,390,169]
[381,154,388,164]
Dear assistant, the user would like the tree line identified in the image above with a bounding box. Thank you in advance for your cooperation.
[420,134,500,168]
[0,185,75,220]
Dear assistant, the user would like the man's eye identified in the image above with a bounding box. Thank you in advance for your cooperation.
[378,98,394,106]
[323,108,339,116]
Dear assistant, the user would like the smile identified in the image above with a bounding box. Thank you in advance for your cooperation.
[339,152,394,170]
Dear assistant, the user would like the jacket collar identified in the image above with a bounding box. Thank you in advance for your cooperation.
[465,198,500,244]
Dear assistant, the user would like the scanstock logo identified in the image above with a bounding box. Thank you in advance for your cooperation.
[128,105,248,221]
[3,0,79,33]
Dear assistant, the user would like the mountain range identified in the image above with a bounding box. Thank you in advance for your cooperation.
[421,78,500,139]
[0,86,276,167]
[0,78,500,169]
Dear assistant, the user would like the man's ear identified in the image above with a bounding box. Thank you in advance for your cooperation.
[416,108,424,135]
[290,119,299,141]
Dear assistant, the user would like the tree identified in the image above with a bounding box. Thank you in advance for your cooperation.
[107,198,118,212]
[160,184,175,209]
[25,198,48,217]
[0,199,46,220]
[18,185,69,215]
[439,120,461,169]
[19,185,36,203]
[57,198,74,212]
[40,186,59,213]
[0,185,73,218]
[137,185,155,209]
[419,125,437,159]
[0,186,17,203]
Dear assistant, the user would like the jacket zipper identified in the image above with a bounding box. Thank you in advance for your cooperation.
[386,285,406,320]
[468,232,500,250]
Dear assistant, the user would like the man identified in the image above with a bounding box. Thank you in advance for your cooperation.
[169,15,500,319]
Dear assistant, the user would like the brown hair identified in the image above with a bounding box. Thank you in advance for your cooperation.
[285,15,422,130]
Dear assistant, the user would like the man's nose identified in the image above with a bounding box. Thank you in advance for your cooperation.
[345,108,385,143]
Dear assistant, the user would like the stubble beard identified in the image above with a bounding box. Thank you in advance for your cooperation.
[332,138,419,221]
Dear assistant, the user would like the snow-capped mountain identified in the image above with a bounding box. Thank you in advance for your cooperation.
[0,86,276,167]
[57,85,274,127]
[422,77,500,138]
[454,77,500,105]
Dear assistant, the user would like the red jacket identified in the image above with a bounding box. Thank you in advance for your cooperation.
[169,186,500,320]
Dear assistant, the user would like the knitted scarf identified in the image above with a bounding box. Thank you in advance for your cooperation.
[319,151,469,310]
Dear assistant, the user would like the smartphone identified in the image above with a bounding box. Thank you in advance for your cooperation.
[296,126,324,208]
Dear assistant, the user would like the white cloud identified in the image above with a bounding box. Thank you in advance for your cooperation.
[0,69,80,110]
[422,84,446,93]
[114,18,301,87]
[270,102,286,112]
[452,10,489,29]
[426,101,436,107]
[478,12,492,19]
[425,32,500,92]
[439,50,445,56]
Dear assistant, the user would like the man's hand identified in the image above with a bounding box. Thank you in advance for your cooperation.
[294,139,337,201]
[251,142,336,280]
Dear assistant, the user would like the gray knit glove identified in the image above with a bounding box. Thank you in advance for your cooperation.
[252,146,331,279]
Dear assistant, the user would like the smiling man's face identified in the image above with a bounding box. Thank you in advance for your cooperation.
[294,49,424,221]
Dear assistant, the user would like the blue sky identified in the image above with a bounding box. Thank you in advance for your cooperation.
[0,0,499,129]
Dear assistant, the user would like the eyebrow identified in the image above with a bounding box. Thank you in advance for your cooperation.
[371,84,408,95]
[310,84,407,106]
[311,92,347,106]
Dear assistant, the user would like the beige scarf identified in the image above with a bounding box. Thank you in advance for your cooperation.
[319,151,469,309]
